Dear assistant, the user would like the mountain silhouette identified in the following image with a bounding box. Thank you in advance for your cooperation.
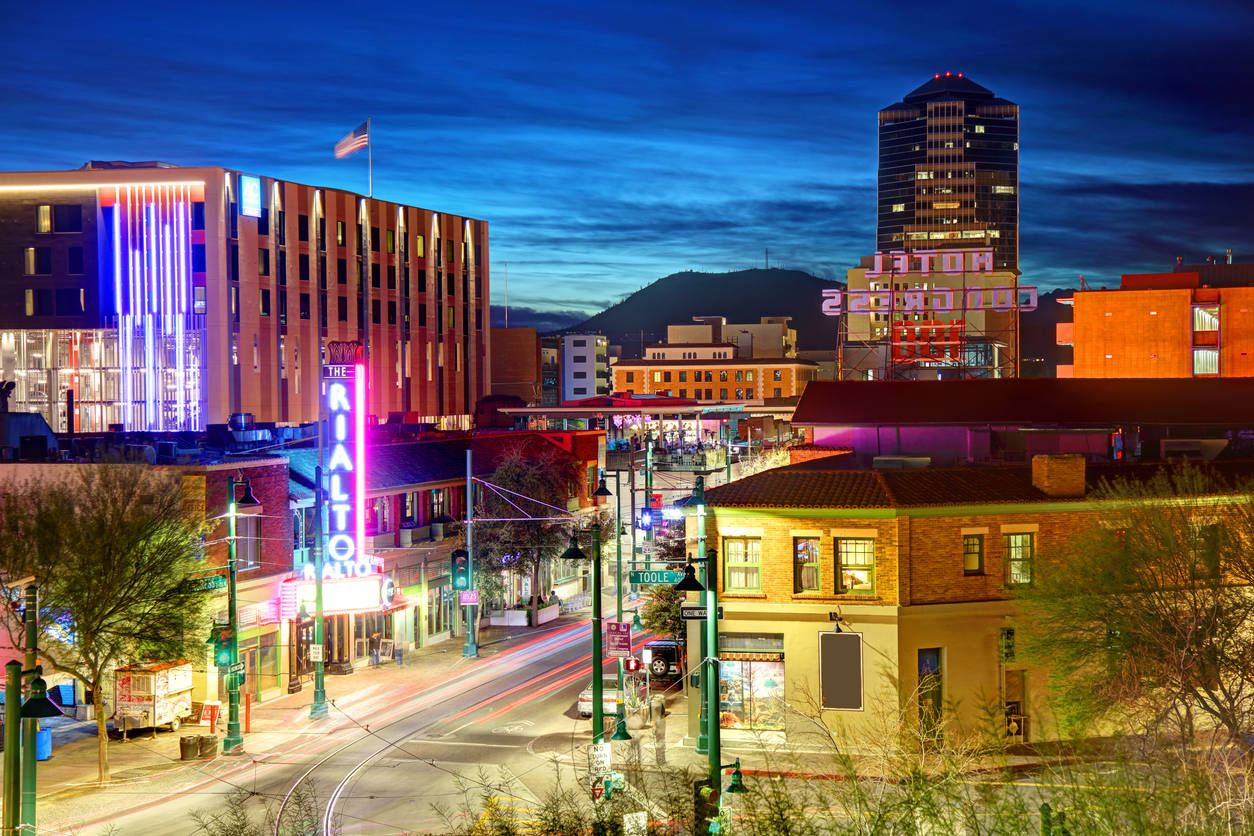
[566,268,843,356]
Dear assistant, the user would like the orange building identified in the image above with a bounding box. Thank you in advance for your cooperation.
[612,355,817,402]
[1058,268,1254,378]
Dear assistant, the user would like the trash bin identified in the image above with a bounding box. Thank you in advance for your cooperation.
[179,735,198,761]
[198,734,218,758]
[34,728,51,761]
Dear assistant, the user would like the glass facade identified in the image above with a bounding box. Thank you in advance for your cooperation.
[877,75,1019,271]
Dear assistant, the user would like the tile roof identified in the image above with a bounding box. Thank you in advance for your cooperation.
[792,379,1254,428]
[283,432,584,497]
[703,459,1254,510]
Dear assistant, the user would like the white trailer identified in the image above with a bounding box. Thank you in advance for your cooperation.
[113,659,194,732]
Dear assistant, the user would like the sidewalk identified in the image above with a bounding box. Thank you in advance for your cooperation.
[33,613,588,805]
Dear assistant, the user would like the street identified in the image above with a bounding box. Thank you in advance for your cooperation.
[41,618,655,836]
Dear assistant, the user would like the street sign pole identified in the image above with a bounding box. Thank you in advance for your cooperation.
[695,476,709,755]
[223,477,244,755]
[612,471,630,740]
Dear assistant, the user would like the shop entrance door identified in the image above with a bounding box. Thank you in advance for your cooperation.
[918,648,943,739]
[718,654,786,730]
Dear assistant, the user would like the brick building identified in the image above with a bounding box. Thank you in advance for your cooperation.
[685,455,1254,745]
[0,162,489,432]
[489,326,542,404]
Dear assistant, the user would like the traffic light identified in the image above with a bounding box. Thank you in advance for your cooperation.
[625,657,641,673]
[693,779,719,834]
[452,549,469,591]
[210,626,234,669]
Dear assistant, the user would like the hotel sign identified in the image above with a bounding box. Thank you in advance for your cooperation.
[866,247,994,278]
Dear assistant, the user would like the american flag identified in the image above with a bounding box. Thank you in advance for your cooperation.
[334,121,369,159]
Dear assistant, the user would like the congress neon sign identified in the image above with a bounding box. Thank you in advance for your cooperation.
[318,344,371,580]
[822,285,1037,317]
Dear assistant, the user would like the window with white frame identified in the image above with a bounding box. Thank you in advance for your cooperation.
[1005,532,1034,586]
[836,538,875,593]
[723,537,761,592]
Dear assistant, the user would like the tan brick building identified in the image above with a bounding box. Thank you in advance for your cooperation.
[684,455,1254,745]
[613,357,817,403]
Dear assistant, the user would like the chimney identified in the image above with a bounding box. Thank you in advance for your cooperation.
[1227,249,1234,265]
[1031,454,1086,498]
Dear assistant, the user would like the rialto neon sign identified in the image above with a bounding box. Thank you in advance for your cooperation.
[309,344,372,581]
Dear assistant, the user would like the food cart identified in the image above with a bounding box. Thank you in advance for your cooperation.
[113,659,194,733]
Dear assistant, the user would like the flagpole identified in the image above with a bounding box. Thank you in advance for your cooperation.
[367,117,373,198]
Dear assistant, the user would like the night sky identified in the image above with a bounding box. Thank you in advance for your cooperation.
[2,1,1251,329]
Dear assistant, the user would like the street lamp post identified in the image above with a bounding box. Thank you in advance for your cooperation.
[20,583,37,829]
[311,466,328,719]
[3,658,63,836]
[224,475,259,754]
[561,521,605,742]
[692,478,710,755]
[674,547,721,797]
[463,448,478,658]
[607,474,630,741]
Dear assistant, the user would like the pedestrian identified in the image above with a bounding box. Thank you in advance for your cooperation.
[369,631,381,668]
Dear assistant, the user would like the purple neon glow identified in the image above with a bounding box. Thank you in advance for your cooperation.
[113,183,201,431]
[355,362,366,565]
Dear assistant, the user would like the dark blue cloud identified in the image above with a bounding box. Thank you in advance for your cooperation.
[0,0,1250,317]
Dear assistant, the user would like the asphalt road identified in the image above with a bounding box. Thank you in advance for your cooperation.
[52,619,649,836]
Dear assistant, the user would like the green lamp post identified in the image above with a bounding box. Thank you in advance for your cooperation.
[560,522,605,742]
[224,475,260,754]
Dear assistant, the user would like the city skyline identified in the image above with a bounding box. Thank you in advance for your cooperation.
[1,1,1250,330]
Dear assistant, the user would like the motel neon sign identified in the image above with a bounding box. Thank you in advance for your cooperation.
[309,341,373,581]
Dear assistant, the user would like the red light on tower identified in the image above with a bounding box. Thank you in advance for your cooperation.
[945,71,951,77]
[958,72,963,77]
[934,73,940,79]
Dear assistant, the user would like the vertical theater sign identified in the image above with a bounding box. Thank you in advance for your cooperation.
[284,341,396,624]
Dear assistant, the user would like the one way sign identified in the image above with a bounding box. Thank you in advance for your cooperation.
[681,605,724,620]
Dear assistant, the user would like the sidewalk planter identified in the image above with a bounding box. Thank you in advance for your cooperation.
[486,610,529,627]
[485,603,560,627]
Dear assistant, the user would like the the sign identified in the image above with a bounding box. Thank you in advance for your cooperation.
[588,742,611,778]
[459,590,480,606]
[309,643,324,663]
[866,247,993,278]
[318,342,372,580]
[239,175,262,218]
[607,622,632,658]
[822,283,1037,317]
[624,811,648,836]
[640,541,654,556]
[649,492,662,509]
[681,605,724,620]
[630,570,682,585]
[819,631,864,711]
[192,575,227,591]
[283,575,389,618]
[592,785,604,801]
[230,661,244,675]
[200,700,221,728]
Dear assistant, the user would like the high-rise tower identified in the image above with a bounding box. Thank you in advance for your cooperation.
[877,73,1018,271]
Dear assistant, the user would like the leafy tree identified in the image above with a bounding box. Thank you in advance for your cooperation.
[473,444,584,626]
[638,526,688,643]
[0,464,211,782]
[1017,465,1254,748]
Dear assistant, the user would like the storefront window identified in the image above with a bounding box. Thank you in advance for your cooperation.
[719,634,785,731]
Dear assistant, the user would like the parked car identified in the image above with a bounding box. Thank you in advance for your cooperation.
[642,639,682,679]
[577,676,637,717]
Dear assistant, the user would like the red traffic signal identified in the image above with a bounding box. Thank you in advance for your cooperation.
[625,657,641,672]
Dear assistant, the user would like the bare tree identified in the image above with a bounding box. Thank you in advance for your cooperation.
[0,464,211,782]
[474,445,585,626]
[1018,465,1254,751]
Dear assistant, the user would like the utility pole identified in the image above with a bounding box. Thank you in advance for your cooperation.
[611,472,629,740]
[21,583,36,831]
[223,477,244,755]
[463,448,478,658]
[310,466,328,719]
[694,479,710,755]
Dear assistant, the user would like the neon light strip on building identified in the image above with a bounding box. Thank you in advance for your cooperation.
[104,183,204,430]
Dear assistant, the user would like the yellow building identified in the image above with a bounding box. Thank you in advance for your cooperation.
[613,356,816,403]
[683,455,1254,747]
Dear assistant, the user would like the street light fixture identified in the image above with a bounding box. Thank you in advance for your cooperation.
[224,474,260,755]
[673,546,721,797]
[560,523,609,742]
[3,660,62,835]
